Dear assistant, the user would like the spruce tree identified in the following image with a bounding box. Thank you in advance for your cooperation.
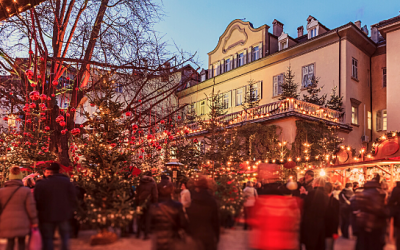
[279,66,299,100]
[241,79,260,112]
[302,78,327,106]
[325,86,343,112]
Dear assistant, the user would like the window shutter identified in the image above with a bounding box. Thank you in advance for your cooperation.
[302,66,308,87]
[216,65,220,76]
[273,76,278,96]
[258,45,262,59]
[233,55,237,69]
[309,64,314,77]
[220,61,224,74]
[230,58,233,70]
[278,74,284,95]
[376,110,382,131]
[243,50,247,65]
[208,67,212,78]
[227,90,232,108]
[259,82,262,99]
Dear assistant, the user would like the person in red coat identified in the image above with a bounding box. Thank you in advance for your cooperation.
[250,180,302,250]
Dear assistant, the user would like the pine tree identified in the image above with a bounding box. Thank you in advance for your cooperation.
[302,78,327,106]
[241,79,260,112]
[279,66,299,100]
[325,86,343,112]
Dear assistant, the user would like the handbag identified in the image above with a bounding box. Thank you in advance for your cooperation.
[158,204,200,250]
[28,228,42,250]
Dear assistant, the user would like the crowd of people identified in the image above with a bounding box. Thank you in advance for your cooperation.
[246,169,400,250]
[0,163,77,250]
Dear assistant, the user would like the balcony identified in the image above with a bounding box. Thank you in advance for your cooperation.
[182,99,351,135]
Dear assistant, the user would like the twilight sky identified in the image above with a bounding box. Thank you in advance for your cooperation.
[154,0,400,70]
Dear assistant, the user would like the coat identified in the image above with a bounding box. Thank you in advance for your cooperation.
[136,176,158,206]
[186,188,219,250]
[34,173,76,223]
[339,188,354,211]
[0,180,38,238]
[243,187,258,207]
[388,182,400,228]
[151,200,188,250]
[180,189,191,208]
[250,195,302,250]
[157,179,174,203]
[325,195,340,237]
[301,187,329,249]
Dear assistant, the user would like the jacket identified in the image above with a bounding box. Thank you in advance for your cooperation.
[157,179,174,203]
[243,187,258,207]
[339,188,354,210]
[180,189,191,208]
[301,187,329,249]
[250,195,302,250]
[389,182,400,227]
[136,176,158,206]
[351,181,388,231]
[151,200,188,250]
[34,173,76,223]
[186,188,219,250]
[325,195,340,237]
[0,180,38,238]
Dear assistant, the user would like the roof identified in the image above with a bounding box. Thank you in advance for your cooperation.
[375,15,400,28]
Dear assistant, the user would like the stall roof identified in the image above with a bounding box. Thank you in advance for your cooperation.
[327,158,400,170]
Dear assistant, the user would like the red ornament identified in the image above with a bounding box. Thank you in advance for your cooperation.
[16,118,21,122]
[29,50,33,54]
[125,111,132,117]
[131,136,136,141]
[29,91,40,101]
[66,113,70,117]
[184,129,190,134]
[40,57,44,61]
[40,117,46,121]
[138,100,142,103]
[25,70,33,77]
[157,146,162,151]
[132,124,138,130]
[139,155,143,159]
[6,147,11,151]
[26,119,32,123]
[66,77,70,81]
[147,134,153,140]
[40,94,47,101]
[61,129,67,135]
[30,83,37,88]
[52,80,58,86]
[178,115,181,119]
[51,94,55,97]
[9,92,13,95]
[29,103,36,109]
[59,121,66,127]
[90,103,95,107]
[168,135,174,140]
[55,115,65,123]
[45,126,50,131]
[70,108,76,112]
[71,128,80,136]
[47,97,51,101]
[80,124,84,128]
[193,138,198,143]
[111,143,116,148]
[3,116,8,121]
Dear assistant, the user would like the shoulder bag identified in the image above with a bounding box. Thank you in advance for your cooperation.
[0,186,22,218]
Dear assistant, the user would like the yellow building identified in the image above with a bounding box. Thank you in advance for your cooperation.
[176,15,400,150]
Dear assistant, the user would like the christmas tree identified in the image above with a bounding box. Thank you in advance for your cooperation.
[302,78,327,106]
[241,79,260,112]
[325,86,343,112]
[279,66,299,100]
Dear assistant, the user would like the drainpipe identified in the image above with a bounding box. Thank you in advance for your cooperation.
[336,30,342,97]
[369,56,373,146]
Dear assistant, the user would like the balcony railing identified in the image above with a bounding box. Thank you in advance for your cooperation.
[184,99,345,133]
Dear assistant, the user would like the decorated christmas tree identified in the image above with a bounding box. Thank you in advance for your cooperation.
[302,78,327,106]
[241,79,260,112]
[325,86,344,112]
[279,66,299,100]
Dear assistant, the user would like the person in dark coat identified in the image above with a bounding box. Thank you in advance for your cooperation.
[299,170,314,193]
[186,176,219,250]
[158,175,174,203]
[389,181,400,250]
[301,177,329,250]
[351,180,387,250]
[151,182,188,250]
[135,171,158,240]
[34,162,76,250]
[339,183,354,238]
[325,182,340,250]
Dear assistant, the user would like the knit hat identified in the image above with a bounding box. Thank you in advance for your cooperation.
[9,166,23,180]
[46,162,60,172]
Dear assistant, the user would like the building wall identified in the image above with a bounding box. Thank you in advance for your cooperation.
[371,50,387,141]
[386,29,400,131]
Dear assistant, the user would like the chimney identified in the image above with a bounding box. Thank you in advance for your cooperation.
[297,26,304,37]
[355,20,361,29]
[370,25,379,43]
[272,19,284,37]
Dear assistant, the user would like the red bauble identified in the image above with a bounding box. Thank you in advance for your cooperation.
[28,50,33,54]
[47,97,51,101]
[3,116,8,121]
[29,103,36,109]
[131,136,136,141]
[37,75,41,79]
[160,120,165,124]
[125,111,132,117]
[71,128,80,136]
[40,117,46,121]
[25,70,33,77]
[66,77,70,81]
[40,94,47,101]
[40,57,44,61]
[55,115,65,123]
[16,118,21,122]
[110,143,116,148]
[147,134,153,140]
[59,121,66,127]
[80,124,84,128]
[26,119,32,123]
[132,124,138,130]
[45,126,50,131]
[138,99,142,103]
[193,138,198,143]
[31,83,37,88]
[29,91,40,101]
[184,129,190,134]
[52,80,58,86]
[70,108,76,112]
[178,115,181,119]
[90,103,95,107]
[9,92,13,95]
[66,113,70,117]
[61,129,67,135]
[51,94,55,97]
[168,135,174,140]
[139,155,143,159]
[157,146,162,151]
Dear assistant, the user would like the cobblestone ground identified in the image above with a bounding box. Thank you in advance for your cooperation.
[0,228,395,249]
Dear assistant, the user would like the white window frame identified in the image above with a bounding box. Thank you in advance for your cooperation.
[351,105,358,125]
[238,53,244,67]
[251,83,259,100]
[213,65,219,77]
[352,58,358,80]
[310,28,317,38]
[252,46,260,61]
[367,111,371,130]
[115,83,123,93]
[225,59,231,72]
[302,63,315,88]
[200,74,206,82]
[200,101,205,115]
[382,109,387,131]
[222,93,230,109]
[273,73,284,97]
[236,88,243,106]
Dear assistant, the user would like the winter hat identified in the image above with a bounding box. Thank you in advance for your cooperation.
[46,162,60,172]
[9,166,23,180]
